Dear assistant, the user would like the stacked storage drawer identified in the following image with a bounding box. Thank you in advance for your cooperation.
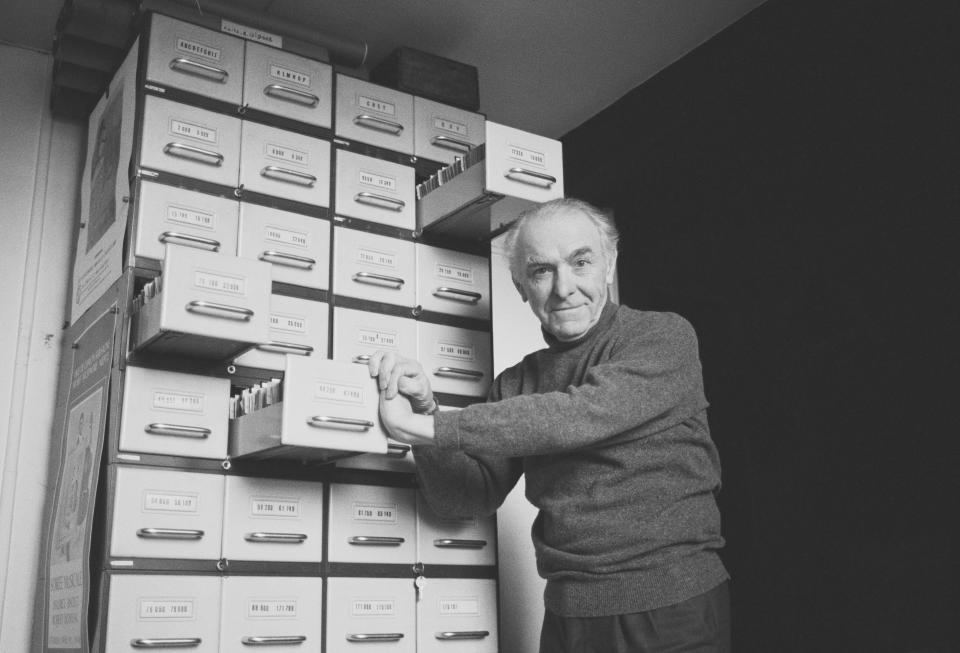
[74,8,575,651]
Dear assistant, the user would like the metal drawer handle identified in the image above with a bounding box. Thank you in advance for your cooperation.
[307,416,374,431]
[351,354,372,364]
[258,250,316,270]
[264,83,320,107]
[435,631,490,640]
[144,423,211,439]
[242,635,308,646]
[136,528,204,540]
[354,192,406,211]
[159,231,221,252]
[131,637,202,648]
[348,536,405,546]
[163,142,224,167]
[386,442,411,458]
[346,633,404,643]
[256,341,314,355]
[352,271,405,289]
[431,135,473,153]
[433,538,487,549]
[244,532,308,544]
[185,300,254,321]
[353,114,404,135]
[504,167,557,188]
[433,287,482,304]
[261,166,317,187]
[170,57,229,82]
[434,366,484,380]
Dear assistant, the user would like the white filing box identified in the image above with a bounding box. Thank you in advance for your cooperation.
[418,579,498,653]
[331,306,417,365]
[242,41,334,129]
[417,322,492,398]
[237,204,331,290]
[413,97,485,165]
[220,576,323,651]
[327,484,416,564]
[417,120,564,238]
[221,476,324,563]
[334,150,416,230]
[105,573,222,652]
[416,493,497,567]
[335,75,414,155]
[229,357,388,461]
[131,181,239,265]
[332,227,416,308]
[139,95,242,188]
[109,466,225,560]
[118,366,230,459]
[239,120,332,208]
[130,246,271,361]
[326,577,415,651]
[415,244,491,321]
[144,13,244,105]
[233,295,329,371]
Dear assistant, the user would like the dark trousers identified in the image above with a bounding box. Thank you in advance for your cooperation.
[539,581,731,653]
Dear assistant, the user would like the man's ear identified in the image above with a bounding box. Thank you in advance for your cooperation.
[513,278,528,302]
[605,251,619,285]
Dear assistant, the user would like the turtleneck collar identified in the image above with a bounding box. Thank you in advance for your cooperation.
[541,300,618,352]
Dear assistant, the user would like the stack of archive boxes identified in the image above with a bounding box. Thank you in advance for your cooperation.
[80,9,563,652]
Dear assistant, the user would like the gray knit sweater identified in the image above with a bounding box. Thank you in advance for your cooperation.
[415,301,729,617]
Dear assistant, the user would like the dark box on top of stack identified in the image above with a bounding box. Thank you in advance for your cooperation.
[370,46,480,112]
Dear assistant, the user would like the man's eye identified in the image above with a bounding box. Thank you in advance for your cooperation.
[532,267,550,277]
[574,258,591,268]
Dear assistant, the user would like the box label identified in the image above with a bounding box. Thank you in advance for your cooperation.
[356,248,397,269]
[221,20,282,48]
[139,599,196,620]
[251,497,301,518]
[351,598,395,617]
[352,502,398,524]
[265,143,309,166]
[176,38,220,61]
[170,119,217,144]
[314,381,363,404]
[270,312,307,334]
[265,225,310,248]
[247,598,298,618]
[508,143,546,167]
[358,169,397,192]
[152,389,205,414]
[194,270,246,295]
[167,205,215,230]
[439,597,480,616]
[358,95,396,117]
[357,328,398,349]
[436,262,474,284]
[437,341,475,362]
[269,64,310,87]
[433,116,468,137]
[143,491,200,514]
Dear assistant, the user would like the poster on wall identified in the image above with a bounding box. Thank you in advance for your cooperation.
[43,306,116,652]
[70,42,138,325]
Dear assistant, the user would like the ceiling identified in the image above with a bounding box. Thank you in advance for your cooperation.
[0,0,765,138]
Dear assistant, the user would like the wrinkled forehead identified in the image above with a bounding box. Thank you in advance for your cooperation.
[516,208,605,255]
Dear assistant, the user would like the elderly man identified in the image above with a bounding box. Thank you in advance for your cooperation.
[369,197,730,652]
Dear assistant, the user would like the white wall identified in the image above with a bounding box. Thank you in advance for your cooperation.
[490,234,547,653]
[0,43,84,652]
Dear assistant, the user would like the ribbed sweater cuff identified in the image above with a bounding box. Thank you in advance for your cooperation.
[433,409,461,450]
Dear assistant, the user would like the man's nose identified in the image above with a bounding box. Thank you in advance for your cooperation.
[552,265,576,298]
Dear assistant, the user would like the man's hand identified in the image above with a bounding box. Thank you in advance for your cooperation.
[367,351,436,414]
[378,391,436,446]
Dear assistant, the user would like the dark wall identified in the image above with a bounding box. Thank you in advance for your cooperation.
[562,0,959,650]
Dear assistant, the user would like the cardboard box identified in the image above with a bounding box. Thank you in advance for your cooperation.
[370,46,479,111]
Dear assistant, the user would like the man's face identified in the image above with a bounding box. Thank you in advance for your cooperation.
[513,208,617,341]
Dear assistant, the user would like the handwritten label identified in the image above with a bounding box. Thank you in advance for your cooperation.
[352,502,398,524]
[143,491,199,514]
[194,270,246,295]
[356,248,397,269]
[358,95,396,116]
[314,381,363,404]
[269,64,310,87]
[439,597,480,616]
[264,225,309,248]
[152,389,205,414]
[508,144,546,167]
[167,205,215,230]
[358,328,398,349]
[436,262,474,284]
[139,599,195,620]
[437,341,475,362]
[433,116,468,137]
[170,119,217,144]
[176,38,220,61]
[221,20,282,48]
[269,312,307,334]
[251,497,301,518]
[265,143,308,166]
[351,599,395,616]
[247,598,298,618]
[358,170,397,192]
